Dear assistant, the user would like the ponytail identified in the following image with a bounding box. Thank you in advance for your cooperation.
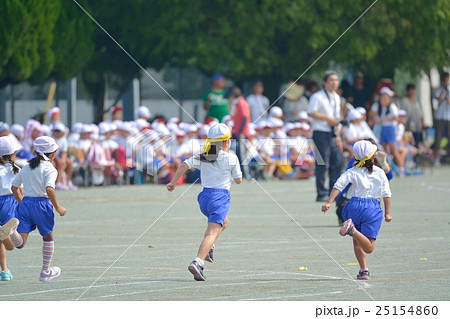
[0,155,19,174]
[28,152,54,170]
[354,158,374,173]
[28,156,42,170]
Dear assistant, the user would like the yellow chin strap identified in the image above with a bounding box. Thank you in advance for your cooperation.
[354,147,376,168]
[202,131,231,154]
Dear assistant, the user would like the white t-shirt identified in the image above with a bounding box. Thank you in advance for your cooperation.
[12,161,58,197]
[0,163,20,196]
[54,136,68,155]
[184,150,242,190]
[307,90,341,132]
[247,94,270,124]
[433,86,450,120]
[258,136,274,156]
[283,96,308,123]
[334,166,391,200]
[371,102,399,127]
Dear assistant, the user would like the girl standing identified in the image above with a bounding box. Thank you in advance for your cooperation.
[321,140,392,280]
[369,87,402,175]
[2,136,66,282]
[167,124,242,281]
[0,136,23,281]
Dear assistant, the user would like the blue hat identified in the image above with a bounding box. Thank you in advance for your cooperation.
[211,73,224,83]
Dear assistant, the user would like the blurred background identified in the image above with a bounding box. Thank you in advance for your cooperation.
[0,0,449,125]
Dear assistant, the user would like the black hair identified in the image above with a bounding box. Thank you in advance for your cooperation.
[441,71,449,81]
[377,100,390,117]
[199,141,226,163]
[405,83,416,92]
[28,152,54,170]
[0,155,19,174]
[322,70,338,82]
[354,156,374,174]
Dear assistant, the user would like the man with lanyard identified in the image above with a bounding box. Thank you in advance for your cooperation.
[307,70,343,202]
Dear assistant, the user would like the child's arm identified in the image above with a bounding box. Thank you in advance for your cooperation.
[383,197,392,222]
[321,188,341,213]
[167,163,189,192]
[234,177,242,184]
[11,186,23,203]
[46,186,66,216]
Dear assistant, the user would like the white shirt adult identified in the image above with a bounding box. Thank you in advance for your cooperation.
[184,150,242,190]
[333,166,391,200]
[247,94,270,124]
[283,96,308,123]
[433,85,450,120]
[12,161,57,197]
[307,89,341,132]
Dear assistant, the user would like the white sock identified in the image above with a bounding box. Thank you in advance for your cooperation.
[195,257,204,267]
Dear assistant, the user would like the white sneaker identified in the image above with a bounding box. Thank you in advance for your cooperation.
[39,266,61,282]
[56,182,68,190]
[0,218,19,241]
[67,181,78,190]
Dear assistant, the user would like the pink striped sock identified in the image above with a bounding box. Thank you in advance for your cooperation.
[42,239,54,271]
[9,228,24,248]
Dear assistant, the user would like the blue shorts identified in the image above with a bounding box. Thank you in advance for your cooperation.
[342,197,383,239]
[0,195,17,226]
[197,188,231,226]
[16,197,55,236]
[380,125,397,144]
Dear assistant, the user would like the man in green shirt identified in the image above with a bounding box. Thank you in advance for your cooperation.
[203,73,229,122]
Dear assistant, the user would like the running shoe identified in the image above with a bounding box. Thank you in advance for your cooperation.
[205,244,215,263]
[339,218,355,236]
[188,260,206,281]
[0,218,19,241]
[1,270,13,281]
[39,266,61,282]
[357,269,370,280]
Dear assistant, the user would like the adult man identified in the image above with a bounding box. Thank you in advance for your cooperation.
[433,71,450,166]
[203,73,229,122]
[307,70,343,202]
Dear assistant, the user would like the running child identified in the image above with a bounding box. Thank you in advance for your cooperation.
[0,136,23,281]
[2,136,66,282]
[167,123,242,281]
[321,140,392,280]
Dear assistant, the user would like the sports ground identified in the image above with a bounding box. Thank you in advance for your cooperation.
[1,166,449,302]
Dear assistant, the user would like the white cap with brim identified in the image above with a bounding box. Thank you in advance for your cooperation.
[0,136,23,157]
[33,136,59,161]
[137,106,151,119]
[52,122,66,132]
[10,124,24,137]
[346,109,363,122]
[0,122,10,132]
[380,87,394,97]
[269,106,283,118]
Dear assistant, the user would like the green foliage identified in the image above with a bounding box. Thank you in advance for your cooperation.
[0,0,448,94]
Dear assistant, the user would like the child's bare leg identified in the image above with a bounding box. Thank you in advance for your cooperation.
[197,222,225,260]
[1,238,14,251]
[352,230,376,254]
[353,238,367,270]
[0,242,7,271]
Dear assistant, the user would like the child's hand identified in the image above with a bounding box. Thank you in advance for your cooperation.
[385,212,392,222]
[321,203,331,213]
[167,182,175,192]
[56,206,66,216]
